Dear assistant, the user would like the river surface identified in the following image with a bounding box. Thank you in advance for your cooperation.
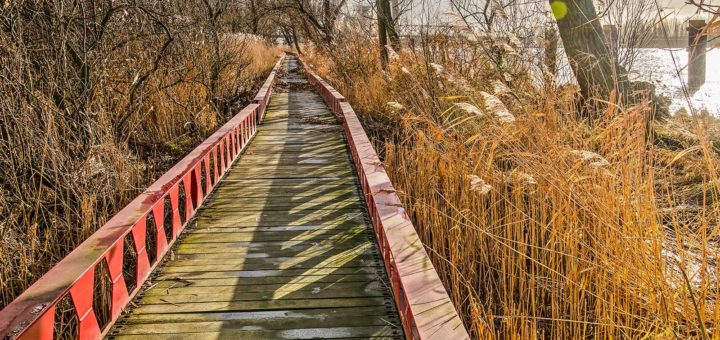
[552,48,719,115]
[632,48,720,115]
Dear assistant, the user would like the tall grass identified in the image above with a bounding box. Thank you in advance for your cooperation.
[306,32,719,338]
[0,33,283,308]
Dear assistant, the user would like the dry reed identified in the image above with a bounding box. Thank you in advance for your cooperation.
[0,32,283,308]
[306,32,719,338]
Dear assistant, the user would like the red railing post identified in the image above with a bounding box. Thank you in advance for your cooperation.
[104,242,129,320]
[69,271,101,340]
[213,148,220,185]
[182,173,194,221]
[204,155,212,191]
[151,202,168,259]
[169,186,181,238]
[131,219,151,287]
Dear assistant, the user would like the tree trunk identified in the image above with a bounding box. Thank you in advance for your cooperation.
[551,0,629,107]
[380,0,400,49]
[376,0,389,67]
[249,0,259,35]
[291,26,302,54]
[321,0,335,45]
[281,26,293,47]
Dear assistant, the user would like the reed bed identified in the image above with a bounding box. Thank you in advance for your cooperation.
[0,35,283,308]
[306,34,719,338]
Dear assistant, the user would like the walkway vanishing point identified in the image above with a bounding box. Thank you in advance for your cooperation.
[0,55,469,340]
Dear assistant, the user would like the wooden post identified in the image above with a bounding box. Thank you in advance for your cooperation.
[688,20,707,90]
[603,24,619,61]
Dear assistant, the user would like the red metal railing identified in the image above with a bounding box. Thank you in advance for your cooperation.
[297,55,470,340]
[0,54,285,340]
[254,54,286,121]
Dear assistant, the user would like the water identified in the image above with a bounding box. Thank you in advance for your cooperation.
[535,47,719,115]
[631,48,720,115]
[549,48,720,115]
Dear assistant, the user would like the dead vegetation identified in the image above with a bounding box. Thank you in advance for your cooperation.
[0,1,282,308]
[305,30,720,338]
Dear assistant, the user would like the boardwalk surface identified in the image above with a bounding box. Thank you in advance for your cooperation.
[108,57,404,339]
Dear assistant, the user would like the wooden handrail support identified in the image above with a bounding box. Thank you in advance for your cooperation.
[0,54,286,340]
[295,55,470,340]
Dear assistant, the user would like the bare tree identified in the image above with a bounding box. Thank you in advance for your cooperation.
[266,0,348,46]
[597,0,656,71]
[379,0,400,49]
[377,0,389,65]
[201,0,228,110]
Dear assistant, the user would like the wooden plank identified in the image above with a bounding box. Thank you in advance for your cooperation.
[251,137,345,144]
[223,170,353,180]
[137,284,389,305]
[163,250,377,269]
[159,259,382,274]
[248,140,345,147]
[148,274,383,288]
[186,226,370,236]
[116,315,397,333]
[239,144,348,153]
[115,322,398,337]
[117,306,392,324]
[153,267,382,281]
[236,157,351,166]
[209,185,358,197]
[174,238,373,255]
[216,178,358,187]
[185,223,369,232]
[225,164,351,171]
[143,281,384,296]
[192,209,366,226]
[110,326,398,339]
[254,131,342,137]
[178,226,370,244]
[200,199,363,212]
[127,297,391,314]
[165,250,378,266]
[205,190,360,202]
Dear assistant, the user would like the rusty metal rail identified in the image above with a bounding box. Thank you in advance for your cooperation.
[0,54,286,340]
[297,56,469,339]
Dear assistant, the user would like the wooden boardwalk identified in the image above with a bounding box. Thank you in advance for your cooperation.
[108,57,404,339]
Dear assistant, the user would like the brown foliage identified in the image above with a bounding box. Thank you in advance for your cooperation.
[0,0,282,308]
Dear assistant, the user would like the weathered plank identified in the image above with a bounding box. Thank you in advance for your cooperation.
[143,281,384,296]
[111,326,398,339]
[191,209,366,227]
[117,316,397,333]
[148,274,383,288]
[127,297,391,314]
[209,185,358,198]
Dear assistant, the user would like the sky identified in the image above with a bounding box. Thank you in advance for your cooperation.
[368,0,719,25]
[666,0,717,15]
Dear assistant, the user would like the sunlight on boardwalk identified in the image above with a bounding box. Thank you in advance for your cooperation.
[107,57,403,339]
